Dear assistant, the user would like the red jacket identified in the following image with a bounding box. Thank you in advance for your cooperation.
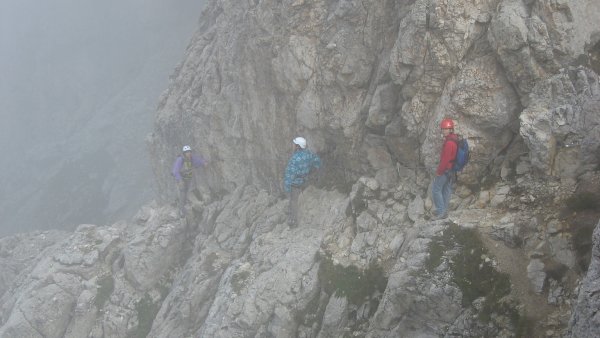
[436,133,458,175]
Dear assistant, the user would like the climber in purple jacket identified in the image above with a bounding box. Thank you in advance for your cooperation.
[172,145,207,217]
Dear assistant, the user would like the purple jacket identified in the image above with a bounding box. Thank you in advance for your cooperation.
[172,155,206,181]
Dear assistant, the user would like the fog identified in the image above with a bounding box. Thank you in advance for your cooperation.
[0,0,205,236]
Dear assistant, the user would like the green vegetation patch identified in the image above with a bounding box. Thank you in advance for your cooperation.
[318,253,388,305]
[130,269,176,338]
[231,270,251,295]
[94,275,114,310]
[575,40,600,74]
[426,225,513,323]
[566,192,599,211]
[505,304,535,337]
[294,289,324,329]
[564,192,600,272]
[572,221,596,272]
[133,293,162,338]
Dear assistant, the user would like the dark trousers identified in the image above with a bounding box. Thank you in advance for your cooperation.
[178,176,195,213]
[288,185,302,226]
[287,173,319,226]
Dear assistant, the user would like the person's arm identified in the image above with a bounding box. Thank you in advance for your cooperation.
[312,153,321,169]
[192,155,207,168]
[436,141,457,175]
[172,157,183,181]
[283,155,298,192]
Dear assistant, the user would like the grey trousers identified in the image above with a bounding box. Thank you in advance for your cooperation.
[178,176,196,213]
[287,173,319,226]
[288,185,302,226]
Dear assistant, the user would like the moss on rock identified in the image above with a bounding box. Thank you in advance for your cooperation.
[426,224,529,333]
[133,293,161,338]
[318,253,387,306]
[94,275,114,310]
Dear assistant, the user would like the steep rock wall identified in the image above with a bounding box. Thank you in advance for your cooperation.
[149,0,600,196]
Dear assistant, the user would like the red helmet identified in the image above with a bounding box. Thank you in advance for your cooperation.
[440,118,454,129]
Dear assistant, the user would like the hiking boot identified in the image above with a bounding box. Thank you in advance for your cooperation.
[431,212,448,221]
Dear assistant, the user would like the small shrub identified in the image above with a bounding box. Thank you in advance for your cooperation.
[231,270,251,295]
[569,213,597,273]
[514,312,535,338]
[565,192,599,211]
[425,240,445,273]
[426,224,513,323]
[564,192,600,272]
[133,293,161,338]
[318,254,388,305]
[94,275,114,310]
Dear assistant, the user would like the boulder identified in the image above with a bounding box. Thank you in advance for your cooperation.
[357,211,378,232]
[318,295,349,338]
[527,259,546,294]
[490,221,521,248]
[407,195,425,222]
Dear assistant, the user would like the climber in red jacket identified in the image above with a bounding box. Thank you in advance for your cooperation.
[431,118,458,220]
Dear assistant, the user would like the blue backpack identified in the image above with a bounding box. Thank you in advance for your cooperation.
[450,136,469,173]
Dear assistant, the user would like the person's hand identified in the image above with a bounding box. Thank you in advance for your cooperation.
[279,191,288,200]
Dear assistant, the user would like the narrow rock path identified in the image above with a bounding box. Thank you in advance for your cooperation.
[453,209,554,328]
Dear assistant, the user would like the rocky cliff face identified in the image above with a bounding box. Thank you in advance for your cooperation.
[2,0,600,337]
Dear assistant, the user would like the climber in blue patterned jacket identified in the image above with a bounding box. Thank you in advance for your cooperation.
[284,136,321,227]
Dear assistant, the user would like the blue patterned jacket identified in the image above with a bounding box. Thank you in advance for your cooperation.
[284,149,321,192]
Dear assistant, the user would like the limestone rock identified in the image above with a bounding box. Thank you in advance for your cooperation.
[407,195,424,222]
[318,295,349,338]
[490,221,521,248]
[548,235,576,269]
[124,208,187,290]
[568,220,600,337]
[369,222,463,337]
[0,225,124,338]
[527,259,546,294]
[520,68,600,176]
[0,231,66,298]
[491,185,511,207]
[357,211,378,232]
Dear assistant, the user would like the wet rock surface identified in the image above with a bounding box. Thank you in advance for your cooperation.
[2,0,600,337]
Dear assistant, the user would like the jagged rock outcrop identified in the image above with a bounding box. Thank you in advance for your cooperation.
[2,0,600,337]
[4,177,590,337]
[521,67,600,177]
[568,220,600,338]
[0,231,67,301]
[0,185,526,337]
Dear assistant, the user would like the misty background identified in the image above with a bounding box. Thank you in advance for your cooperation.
[0,0,205,237]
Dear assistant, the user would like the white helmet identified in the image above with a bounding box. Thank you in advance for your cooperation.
[293,137,307,149]
[182,145,192,152]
